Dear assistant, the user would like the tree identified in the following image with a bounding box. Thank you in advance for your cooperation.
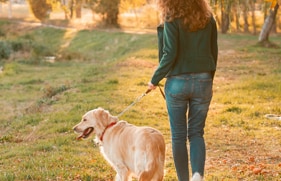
[57,0,71,19]
[28,0,52,21]
[232,0,241,32]
[75,0,82,18]
[87,0,121,27]
[258,0,280,46]
[250,0,257,34]
[221,0,232,33]
[210,0,221,27]
[119,0,146,23]
[241,0,250,33]
[68,0,83,19]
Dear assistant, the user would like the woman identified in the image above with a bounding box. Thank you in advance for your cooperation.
[148,0,218,180]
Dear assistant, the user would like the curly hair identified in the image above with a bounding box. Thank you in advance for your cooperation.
[157,0,213,31]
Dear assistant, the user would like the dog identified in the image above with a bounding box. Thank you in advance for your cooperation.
[73,107,166,181]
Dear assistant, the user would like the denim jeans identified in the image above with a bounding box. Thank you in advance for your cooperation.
[164,72,213,181]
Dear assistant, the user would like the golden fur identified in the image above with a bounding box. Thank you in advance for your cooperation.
[73,107,166,181]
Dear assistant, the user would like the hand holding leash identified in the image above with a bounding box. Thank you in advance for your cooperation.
[148,82,165,100]
[147,82,157,91]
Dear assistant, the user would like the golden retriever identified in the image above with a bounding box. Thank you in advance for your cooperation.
[73,107,166,181]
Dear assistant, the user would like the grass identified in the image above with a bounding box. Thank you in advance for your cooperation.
[0,20,281,180]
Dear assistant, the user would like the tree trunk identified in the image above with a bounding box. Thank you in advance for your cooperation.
[232,0,240,32]
[106,7,119,26]
[60,0,69,20]
[258,3,279,42]
[75,0,82,18]
[241,0,249,33]
[270,14,277,33]
[221,0,231,33]
[70,0,74,19]
[250,0,256,35]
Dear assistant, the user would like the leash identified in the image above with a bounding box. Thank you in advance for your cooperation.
[158,85,165,100]
[117,89,151,118]
[117,86,165,118]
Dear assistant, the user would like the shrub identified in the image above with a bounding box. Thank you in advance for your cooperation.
[0,41,12,59]
[31,42,53,57]
[9,39,32,52]
[0,29,5,37]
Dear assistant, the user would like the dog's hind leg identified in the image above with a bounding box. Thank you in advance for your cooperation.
[114,165,131,181]
[138,171,163,181]
[115,173,131,181]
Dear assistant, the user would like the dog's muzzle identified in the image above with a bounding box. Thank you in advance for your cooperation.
[75,127,94,140]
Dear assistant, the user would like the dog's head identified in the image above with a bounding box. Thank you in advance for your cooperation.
[73,107,118,140]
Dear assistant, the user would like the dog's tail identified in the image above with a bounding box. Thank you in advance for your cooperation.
[139,133,165,181]
[139,164,164,181]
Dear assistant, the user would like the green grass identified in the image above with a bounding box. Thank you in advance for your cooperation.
[0,20,281,180]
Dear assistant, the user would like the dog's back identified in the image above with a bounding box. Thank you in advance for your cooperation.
[101,121,165,181]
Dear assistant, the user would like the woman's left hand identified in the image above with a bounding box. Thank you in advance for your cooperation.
[148,82,157,90]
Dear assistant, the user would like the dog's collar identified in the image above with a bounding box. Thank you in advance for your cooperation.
[100,122,117,141]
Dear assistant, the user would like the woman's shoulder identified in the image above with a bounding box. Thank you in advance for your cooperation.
[163,18,183,28]
[210,16,217,24]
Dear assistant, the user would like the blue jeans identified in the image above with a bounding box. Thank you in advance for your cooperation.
[165,72,213,181]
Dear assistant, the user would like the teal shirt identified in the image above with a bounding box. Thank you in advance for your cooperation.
[151,16,218,85]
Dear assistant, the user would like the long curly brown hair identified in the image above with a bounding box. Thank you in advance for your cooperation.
[157,0,213,31]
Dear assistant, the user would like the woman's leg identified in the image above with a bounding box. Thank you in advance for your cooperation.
[188,73,213,177]
[165,76,191,181]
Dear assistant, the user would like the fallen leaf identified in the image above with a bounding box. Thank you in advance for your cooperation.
[253,167,262,174]
[249,164,255,170]
[261,169,270,174]
[248,156,255,162]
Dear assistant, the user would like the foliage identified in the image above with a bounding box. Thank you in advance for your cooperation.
[46,0,62,12]
[119,0,147,13]
[0,38,54,61]
[87,0,121,27]
[0,41,11,59]
[28,0,52,21]
[0,21,281,180]
[265,0,281,8]
[0,29,5,37]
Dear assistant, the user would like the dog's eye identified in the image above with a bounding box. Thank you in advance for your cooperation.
[83,119,87,122]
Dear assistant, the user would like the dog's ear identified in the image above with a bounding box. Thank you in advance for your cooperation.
[95,108,110,122]
[109,115,118,122]
[101,109,110,121]
[95,108,117,124]
[101,109,118,122]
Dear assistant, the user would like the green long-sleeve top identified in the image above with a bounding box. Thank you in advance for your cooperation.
[151,16,218,85]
